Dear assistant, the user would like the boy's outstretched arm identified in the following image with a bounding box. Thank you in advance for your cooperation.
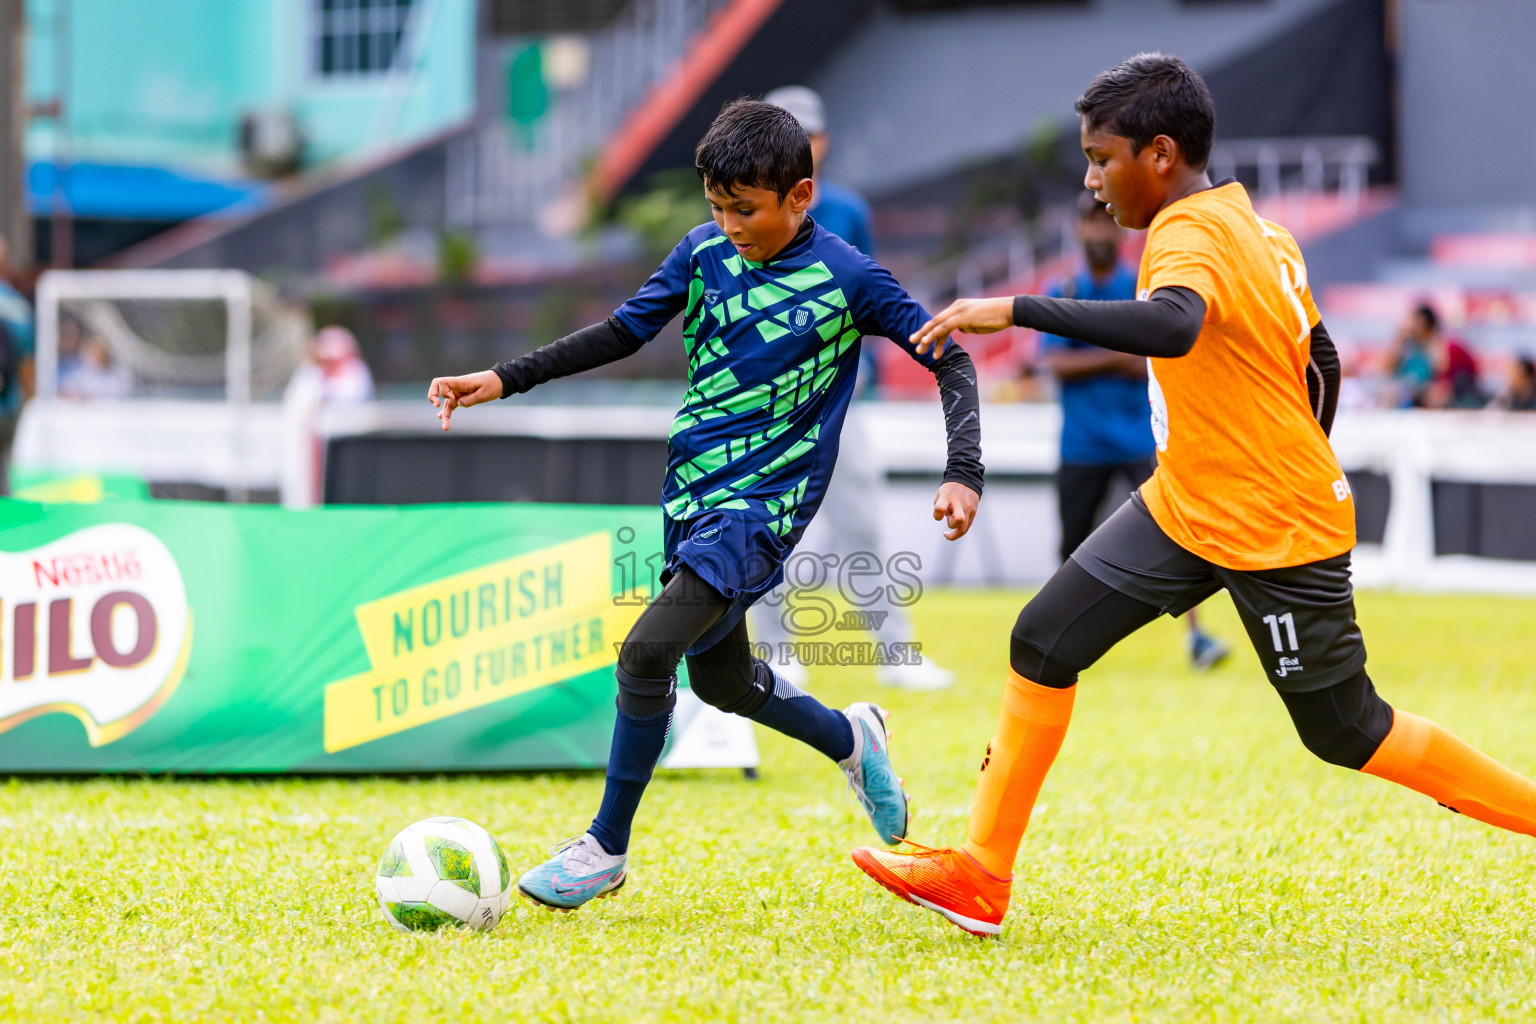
[428,232,693,429]
[911,292,1342,435]
[909,288,1206,360]
[930,348,984,540]
[427,370,502,429]
[849,254,984,540]
[427,318,645,430]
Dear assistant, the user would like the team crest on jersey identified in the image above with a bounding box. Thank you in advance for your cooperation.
[788,304,816,336]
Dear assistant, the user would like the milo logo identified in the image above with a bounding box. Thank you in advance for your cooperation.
[0,524,191,745]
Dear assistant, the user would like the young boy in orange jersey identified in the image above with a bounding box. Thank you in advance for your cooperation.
[850,52,1536,937]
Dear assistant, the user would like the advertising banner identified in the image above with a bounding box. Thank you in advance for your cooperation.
[0,499,756,773]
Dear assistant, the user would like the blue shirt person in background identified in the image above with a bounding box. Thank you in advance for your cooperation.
[0,235,35,496]
[760,85,957,691]
[763,86,874,259]
[805,180,872,258]
[1039,196,1228,670]
[763,86,880,394]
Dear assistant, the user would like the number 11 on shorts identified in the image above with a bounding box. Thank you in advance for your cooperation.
[1262,612,1299,652]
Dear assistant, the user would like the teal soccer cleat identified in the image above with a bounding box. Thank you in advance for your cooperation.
[517,833,628,911]
[840,703,910,844]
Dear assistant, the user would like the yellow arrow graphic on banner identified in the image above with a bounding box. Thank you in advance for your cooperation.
[323,532,644,753]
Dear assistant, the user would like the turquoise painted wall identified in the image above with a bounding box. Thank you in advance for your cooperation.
[26,0,474,175]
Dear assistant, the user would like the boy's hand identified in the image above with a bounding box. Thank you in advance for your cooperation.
[427,370,503,431]
[911,296,1015,356]
[933,481,979,541]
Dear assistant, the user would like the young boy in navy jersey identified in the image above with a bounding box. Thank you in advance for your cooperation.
[428,100,985,911]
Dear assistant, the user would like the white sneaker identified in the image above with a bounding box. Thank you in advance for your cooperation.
[839,703,909,843]
[876,661,955,691]
[516,833,627,910]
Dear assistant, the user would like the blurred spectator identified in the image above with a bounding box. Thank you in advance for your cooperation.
[56,315,84,381]
[1390,304,1437,407]
[315,325,375,403]
[60,338,133,399]
[1497,356,1536,411]
[1431,326,1485,409]
[764,86,873,257]
[1395,303,1485,408]
[0,234,35,496]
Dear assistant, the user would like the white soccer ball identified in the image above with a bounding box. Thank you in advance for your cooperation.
[375,816,513,932]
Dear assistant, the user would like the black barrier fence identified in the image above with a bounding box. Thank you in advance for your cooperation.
[1352,470,1391,547]
[1432,482,1536,561]
[321,437,1534,563]
[325,433,669,506]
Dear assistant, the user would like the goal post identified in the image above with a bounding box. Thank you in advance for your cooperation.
[34,269,307,403]
[26,269,314,503]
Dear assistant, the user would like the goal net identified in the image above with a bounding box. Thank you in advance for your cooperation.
[36,270,310,401]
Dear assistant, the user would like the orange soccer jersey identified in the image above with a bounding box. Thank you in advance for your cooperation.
[1136,182,1355,571]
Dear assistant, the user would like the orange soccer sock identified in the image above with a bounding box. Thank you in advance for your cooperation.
[1362,709,1536,837]
[961,669,1076,878]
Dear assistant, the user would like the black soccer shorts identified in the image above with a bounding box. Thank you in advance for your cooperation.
[1070,494,1367,693]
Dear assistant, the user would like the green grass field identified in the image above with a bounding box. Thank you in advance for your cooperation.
[4,589,1535,1023]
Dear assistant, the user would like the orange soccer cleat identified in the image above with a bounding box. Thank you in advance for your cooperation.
[850,839,1011,936]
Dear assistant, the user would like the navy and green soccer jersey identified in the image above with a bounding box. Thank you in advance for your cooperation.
[614,217,948,539]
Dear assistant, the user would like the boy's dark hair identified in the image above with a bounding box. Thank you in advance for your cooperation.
[1414,303,1439,331]
[695,99,813,200]
[1076,191,1115,222]
[1075,52,1216,170]
[1518,356,1535,379]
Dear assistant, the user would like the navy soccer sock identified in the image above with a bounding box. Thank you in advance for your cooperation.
[588,706,672,856]
[749,672,855,763]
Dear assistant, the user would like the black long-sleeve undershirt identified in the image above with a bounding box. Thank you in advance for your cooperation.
[491,317,642,397]
[1012,287,1206,358]
[931,346,985,495]
[490,319,986,495]
[1306,320,1340,437]
[1013,286,1341,436]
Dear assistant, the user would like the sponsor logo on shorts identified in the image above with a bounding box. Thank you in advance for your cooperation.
[1275,656,1303,679]
[694,525,724,546]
